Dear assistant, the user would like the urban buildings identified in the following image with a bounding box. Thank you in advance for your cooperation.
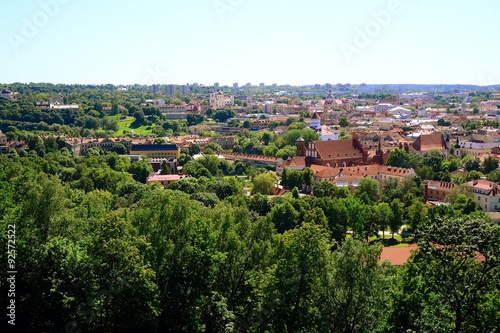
[209,90,234,109]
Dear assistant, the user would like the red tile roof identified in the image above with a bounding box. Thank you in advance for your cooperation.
[280,156,307,168]
[313,139,363,159]
[412,134,447,152]
[218,152,280,163]
[380,244,418,265]
[463,179,500,196]
[311,164,415,180]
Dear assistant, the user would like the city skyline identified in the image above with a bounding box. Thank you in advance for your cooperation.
[1,0,499,86]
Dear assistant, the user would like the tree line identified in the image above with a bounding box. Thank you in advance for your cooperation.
[1,148,499,332]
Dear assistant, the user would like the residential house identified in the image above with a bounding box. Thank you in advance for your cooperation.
[463,179,500,212]
[423,180,459,201]
[310,164,416,194]
[209,136,235,150]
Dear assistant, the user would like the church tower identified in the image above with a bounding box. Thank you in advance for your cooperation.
[296,137,306,157]
[454,137,461,158]
[309,111,321,130]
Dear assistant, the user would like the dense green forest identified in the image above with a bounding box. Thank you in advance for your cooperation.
[0,83,193,137]
[1,147,500,333]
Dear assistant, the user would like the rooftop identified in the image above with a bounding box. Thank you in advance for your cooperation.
[380,244,418,266]
[131,144,179,151]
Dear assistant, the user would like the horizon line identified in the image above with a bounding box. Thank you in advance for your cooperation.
[2,81,500,88]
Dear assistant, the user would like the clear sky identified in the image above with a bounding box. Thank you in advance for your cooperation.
[1,0,499,86]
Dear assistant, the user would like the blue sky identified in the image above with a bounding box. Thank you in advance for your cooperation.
[1,0,499,86]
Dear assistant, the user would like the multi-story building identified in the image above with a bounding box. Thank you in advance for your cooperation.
[64,137,133,155]
[150,158,178,173]
[209,90,234,109]
[302,133,369,168]
[423,180,459,201]
[410,133,449,156]
[165,85,175,95]
[322,90,350,114]
[157,103,199,114]
[309,164,416,194]
[150,84,159,93]
[209,136,235,150]
[277,133,385,174]
[464,179,500,212]
[130,144,181,159]
[217,152,281,168]
[374,103,394,112]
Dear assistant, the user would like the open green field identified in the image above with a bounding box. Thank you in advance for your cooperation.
[108,115,154,137]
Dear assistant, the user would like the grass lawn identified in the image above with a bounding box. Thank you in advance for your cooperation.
[346,233,414,247]
[390,243,411,247]
[108,115,154,137]
[368,234,403,242]
[368,233,416,247]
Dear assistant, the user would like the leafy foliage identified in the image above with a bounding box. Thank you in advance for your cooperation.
[0,145,498,333]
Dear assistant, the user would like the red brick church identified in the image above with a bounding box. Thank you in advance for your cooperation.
[278,133,384,172]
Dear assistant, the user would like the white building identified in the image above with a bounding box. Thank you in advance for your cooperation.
[49,100,79,109]
[209,91,234,109]
[320,126,339,141]
[387,106,412,119]
[375,103,394,112]
[309,112,339,141]
[464,179,500,212]
[310,112,321,130]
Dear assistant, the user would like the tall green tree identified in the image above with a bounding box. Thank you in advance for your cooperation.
[252,172,277,195]
[269,201,299,233]
[129,159,153,183]
[282,169,303,190]
[354,177,379,205]
[344,197,371,239]
[482,155,499,174]
[326,239,393,333]
[261,223,331,332]
[386,148,411,168]
[393,216,500,333]
[389,198,405,238]
[372,202,393,238]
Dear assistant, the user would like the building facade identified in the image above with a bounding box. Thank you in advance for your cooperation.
[464,179,500,212]
[209,91,234,109]
[301,134,368,167]
[130,144,181,159]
